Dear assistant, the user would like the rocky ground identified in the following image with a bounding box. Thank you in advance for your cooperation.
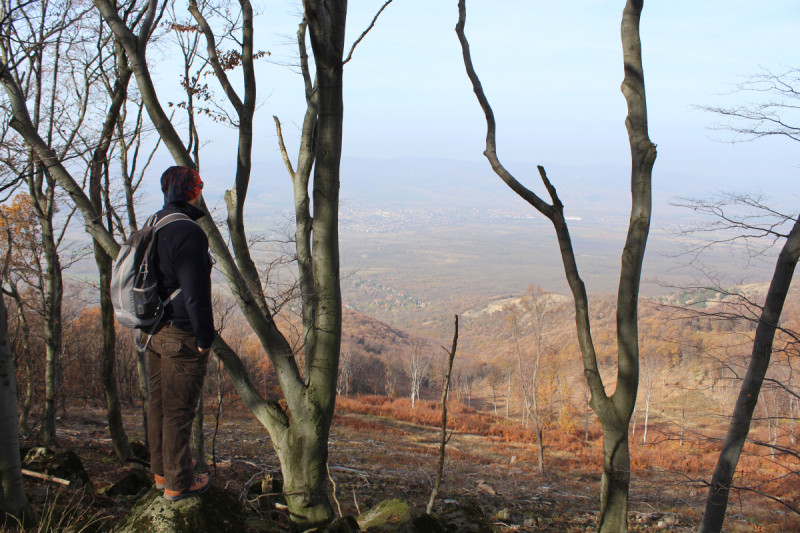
[12,404,782,532]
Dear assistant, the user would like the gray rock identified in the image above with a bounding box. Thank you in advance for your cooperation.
[112,486,246,533]
[358,499,444,533]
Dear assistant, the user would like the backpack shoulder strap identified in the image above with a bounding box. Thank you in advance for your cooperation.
[142,214,158,229]
[152,212,197,232]
[147,213,198,299]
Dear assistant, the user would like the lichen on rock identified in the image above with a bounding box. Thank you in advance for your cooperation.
[112,485,246,533]
[357,499,444,533]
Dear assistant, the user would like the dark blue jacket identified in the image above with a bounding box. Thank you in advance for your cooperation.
[154,201,215,349]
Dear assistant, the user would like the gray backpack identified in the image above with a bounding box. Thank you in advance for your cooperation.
[111,212,194,331]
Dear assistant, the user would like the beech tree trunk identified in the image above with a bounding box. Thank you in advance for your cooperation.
[8,289,33,432]
[38,205,63,446]
[20,355,34,433]
[90,59,133,462]
[91,0,350,526]
[699,215,800,533]
[3,0,353,526]
[457,1,655,529]
[95,244,131,461]
[0,293,30,522]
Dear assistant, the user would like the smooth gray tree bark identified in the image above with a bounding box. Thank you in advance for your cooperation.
[35,176,63,447]
[456,1,655,530]
[4,286,33,433]
[91,0,352,526]
[699,215,800,532]
[2,0,368,526]
[90,46,134,463]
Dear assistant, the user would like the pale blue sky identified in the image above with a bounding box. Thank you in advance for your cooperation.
[150,1,799,211]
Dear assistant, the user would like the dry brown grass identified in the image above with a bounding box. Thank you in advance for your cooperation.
[17,398,799,532]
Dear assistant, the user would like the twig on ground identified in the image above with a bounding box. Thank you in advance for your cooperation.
[248,490,309,504]
[240,471,263,506]
[21,469,71,486]
[352,487,361,516]
[327,462,343,518]
[329,465,368,476]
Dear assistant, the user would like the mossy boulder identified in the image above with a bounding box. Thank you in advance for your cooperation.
[357,499,444,533]
[112,485,246,533]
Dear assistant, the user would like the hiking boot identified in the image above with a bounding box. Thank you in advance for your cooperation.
[163,472,211,501]
[154,460,202,490]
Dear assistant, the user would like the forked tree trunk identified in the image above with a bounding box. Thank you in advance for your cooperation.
[91,0,348,526]
[90,63,133,462]
[598,421,631,531]
[2,0,349,527]
[456,1,654,529]
[699,216,800,533]
[273,411,334,525]
[39,219,62,446]
[594,5,655,527]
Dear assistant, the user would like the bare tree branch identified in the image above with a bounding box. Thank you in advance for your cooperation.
[700,67,800,144]
[342,0,393,65]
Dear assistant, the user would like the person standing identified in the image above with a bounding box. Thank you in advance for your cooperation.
[147,166,214,500]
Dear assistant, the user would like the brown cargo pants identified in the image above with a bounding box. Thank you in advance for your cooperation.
[146,324,209,492]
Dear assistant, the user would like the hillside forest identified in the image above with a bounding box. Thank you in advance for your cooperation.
[0,1,798,533]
